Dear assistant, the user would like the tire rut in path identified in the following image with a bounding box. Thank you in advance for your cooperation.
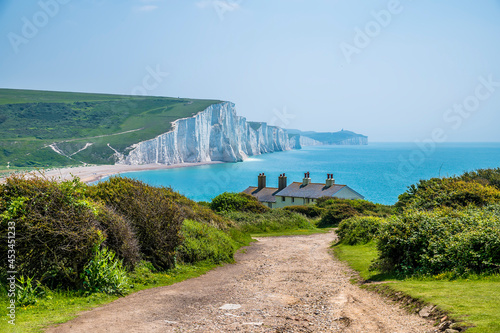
[47,231,436,333]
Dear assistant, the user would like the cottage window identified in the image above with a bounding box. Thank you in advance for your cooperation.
[282,196,285,202]
[292,197,294,203]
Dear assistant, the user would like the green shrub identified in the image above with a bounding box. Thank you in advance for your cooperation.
[337,216,386,245]
[284,205,324,218]
[316,197,392,217]
[89,177,184,271]
[317,204,358,228]
[396,177,500,211]
[81,246,129,295]
[164,190,232,230]
[223,209,314,234]
[177,220,236,264]
[210,192,269,214]
[459,168,500,191]
[0,175,104,288]
[375,207,500,276]
[15,276,45,306]
[95,206,140,269]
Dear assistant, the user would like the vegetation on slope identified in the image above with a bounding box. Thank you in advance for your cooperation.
[0,89,221,167]
[333,168,500,332]
[0,177,317,332]
[335,169,500,277]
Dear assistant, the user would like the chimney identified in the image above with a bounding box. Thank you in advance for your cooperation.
[325,173,335,187]
[302,172,311,186]
[278,173,287,191]
[258,173,266,190]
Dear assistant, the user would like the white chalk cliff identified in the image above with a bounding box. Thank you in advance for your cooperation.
[121,102,300,165]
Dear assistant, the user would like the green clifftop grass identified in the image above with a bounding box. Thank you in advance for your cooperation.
[0,89,221,167]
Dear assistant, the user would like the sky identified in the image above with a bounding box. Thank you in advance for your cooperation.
[1,0,500,142]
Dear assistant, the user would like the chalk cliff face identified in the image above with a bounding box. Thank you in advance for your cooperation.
[334,136,368,145]
[122,102,299,165]
[300,135,368,146]
[299,136,323,146]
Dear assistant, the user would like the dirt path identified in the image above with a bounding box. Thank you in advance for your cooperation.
[47,232,435,332]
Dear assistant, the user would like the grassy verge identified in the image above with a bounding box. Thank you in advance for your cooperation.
[333,242,500,332]
[0,263,219,333]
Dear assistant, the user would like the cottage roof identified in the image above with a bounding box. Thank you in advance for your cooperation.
[242,187,279,203]
[274,182,347,199]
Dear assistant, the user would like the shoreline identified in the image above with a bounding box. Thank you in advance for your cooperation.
[1,161,224,184]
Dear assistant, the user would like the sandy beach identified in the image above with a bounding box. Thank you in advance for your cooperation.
[1,161,223,184]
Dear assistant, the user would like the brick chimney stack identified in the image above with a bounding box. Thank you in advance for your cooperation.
[325,173,335,187]
[278,173,287,191]
[302,172,311,186]
[258,173,266,190]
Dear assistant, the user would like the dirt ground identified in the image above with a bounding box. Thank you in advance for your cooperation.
[47,232,436,333]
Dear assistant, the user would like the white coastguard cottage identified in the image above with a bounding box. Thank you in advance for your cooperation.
[243,172,364,208]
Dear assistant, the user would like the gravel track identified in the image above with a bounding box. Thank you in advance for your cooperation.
[47,231,436,333]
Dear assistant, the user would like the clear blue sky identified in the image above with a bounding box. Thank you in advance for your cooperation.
[1,0,500,142]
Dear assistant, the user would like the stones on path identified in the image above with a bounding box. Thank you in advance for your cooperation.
[242,322,263,326]
[418,304,436,318]
[444,329,460,333]
[438,320,452,331]
[219,303,241,310]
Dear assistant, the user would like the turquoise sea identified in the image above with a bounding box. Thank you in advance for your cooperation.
[109,143,500,205]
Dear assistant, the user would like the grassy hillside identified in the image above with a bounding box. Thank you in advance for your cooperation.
[0,89,221,167]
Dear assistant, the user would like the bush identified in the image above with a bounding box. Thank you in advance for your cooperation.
[164,190,232,230]
[375,207,500,276]
[177,220,236,264]
[316,197,392,217]
[317,204,358,228]
[210,192,269,214]
[89,177,184,271]
[459,168,500,191]
[95,206,140,269]
[0,176,104,288]
[81,246,129,295]
[337,216,386,245]
[223,209,314,234]
[284,205,324,218]
[396,177,500,211]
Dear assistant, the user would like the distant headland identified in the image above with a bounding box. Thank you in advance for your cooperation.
[0,88,367,169]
